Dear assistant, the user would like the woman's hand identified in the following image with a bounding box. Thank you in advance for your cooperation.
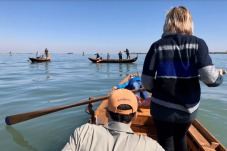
[113,86,117,90]
[217,69,226,75]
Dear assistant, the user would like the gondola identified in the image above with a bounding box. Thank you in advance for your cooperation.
[86,73,227,151]
[29,56,51,62]
[88,54,138,63]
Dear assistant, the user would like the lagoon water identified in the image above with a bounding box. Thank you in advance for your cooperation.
[0,53,226,151]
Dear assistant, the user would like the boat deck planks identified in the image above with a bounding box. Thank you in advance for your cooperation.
[86,73,227,151]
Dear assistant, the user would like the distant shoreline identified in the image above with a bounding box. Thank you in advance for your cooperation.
[1,52,227,54]
[209,52,227,54]
[130,52,227,54]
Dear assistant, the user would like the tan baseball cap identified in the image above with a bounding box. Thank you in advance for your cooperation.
[108,89,138,115]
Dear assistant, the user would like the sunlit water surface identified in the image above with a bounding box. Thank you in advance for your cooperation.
[0,54,226,150]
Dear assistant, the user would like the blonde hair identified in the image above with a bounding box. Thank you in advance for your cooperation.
[163,6,193,35]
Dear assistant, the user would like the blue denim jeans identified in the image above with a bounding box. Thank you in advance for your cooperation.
[131,81,149,100]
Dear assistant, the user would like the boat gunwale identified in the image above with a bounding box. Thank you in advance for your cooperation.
[29,58,51,62]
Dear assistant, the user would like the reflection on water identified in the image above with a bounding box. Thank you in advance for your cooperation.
[126,63,130,72]
[96,64,103,67]
[5,126,38,151]
[46,76,52,79]
[30,61,52,81]
[30,61,50,69]
[90,62,138,77]
[119,63,123,72]
[107,63,109,73]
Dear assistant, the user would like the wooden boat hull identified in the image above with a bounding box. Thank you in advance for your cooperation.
[88,54,138,63]
[86,74,227,151]
[29,58,51,62]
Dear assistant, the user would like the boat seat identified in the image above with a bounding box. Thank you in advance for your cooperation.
[187,124,219,151]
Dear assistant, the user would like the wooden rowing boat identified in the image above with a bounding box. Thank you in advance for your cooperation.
[86,73,227,151]
[29,56,51,62]
[88,54,138,63]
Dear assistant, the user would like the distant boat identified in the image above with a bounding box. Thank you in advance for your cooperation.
[88,54,138,63]
[29,56,51,62]
[67,53,73,54]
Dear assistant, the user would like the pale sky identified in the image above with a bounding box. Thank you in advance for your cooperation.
[0,0,227,54]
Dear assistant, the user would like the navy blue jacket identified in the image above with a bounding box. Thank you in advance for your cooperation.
[142,34,223,121]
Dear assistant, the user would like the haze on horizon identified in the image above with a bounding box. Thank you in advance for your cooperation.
[0,1,227,54]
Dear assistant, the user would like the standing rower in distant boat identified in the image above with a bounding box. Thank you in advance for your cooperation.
[45,48,49,58]
[118,51,122,60]
[107,53,110,60]
[124,48,130,59]
[94,53,100,60]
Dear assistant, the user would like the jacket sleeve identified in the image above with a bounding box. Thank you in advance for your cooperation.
[61,128,80,151]
[116,81,129,89]
[196,39,223,87]
[142,44,158,92]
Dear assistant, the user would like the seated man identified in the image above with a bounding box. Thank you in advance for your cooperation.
[36,51,40,58]
[62,89,164,151]
[113,75,151,106]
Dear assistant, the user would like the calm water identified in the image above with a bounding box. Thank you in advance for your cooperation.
[0,53,226,151]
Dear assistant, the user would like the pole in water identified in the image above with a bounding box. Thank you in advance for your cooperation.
[83,52,84,56]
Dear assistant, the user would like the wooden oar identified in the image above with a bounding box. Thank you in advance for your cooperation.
[5,88,146,125]
[96,59,102,63]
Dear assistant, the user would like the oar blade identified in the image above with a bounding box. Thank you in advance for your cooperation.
[5,107,65,125]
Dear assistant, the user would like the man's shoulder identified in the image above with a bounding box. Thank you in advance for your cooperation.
[78,123,104,129]
[75,123,107,134]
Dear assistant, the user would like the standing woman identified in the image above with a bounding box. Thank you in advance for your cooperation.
[141,6,224,151]
[107,53,110,60]
[45,48,49,57]
[118,51,122,60]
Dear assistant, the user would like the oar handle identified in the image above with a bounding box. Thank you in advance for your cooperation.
[5,88,145,125]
